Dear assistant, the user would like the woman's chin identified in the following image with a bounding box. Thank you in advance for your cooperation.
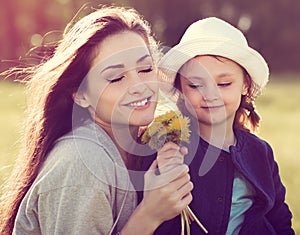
[130,114,155,127]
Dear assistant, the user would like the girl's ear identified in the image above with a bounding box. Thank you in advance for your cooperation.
[242,83,248,96]
[242,74,250,95]
[73,91,90,108]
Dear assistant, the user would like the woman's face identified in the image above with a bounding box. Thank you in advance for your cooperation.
[77,31,158,129]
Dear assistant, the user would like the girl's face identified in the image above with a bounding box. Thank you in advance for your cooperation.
[179,55,247,129]
[76,31,158,129]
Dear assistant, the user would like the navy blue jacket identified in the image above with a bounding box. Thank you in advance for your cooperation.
[139,129,294,235]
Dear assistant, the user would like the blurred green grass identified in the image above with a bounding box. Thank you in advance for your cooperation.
[255,74,300,233]
[0,80,25,187]
[0,76,299,232]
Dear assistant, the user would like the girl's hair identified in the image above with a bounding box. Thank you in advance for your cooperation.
[234,72,261,132]
[174,56,261,133]
[0,5,159,234]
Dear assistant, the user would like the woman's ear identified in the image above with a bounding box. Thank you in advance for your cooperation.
[73,91,90,108]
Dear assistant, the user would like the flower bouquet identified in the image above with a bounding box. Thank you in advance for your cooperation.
[141,110,208,235]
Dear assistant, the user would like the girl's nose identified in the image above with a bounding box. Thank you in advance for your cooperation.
[202,84,220,101]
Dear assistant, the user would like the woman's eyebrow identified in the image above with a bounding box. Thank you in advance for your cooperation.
[100,54,151,74]
[100,64,124,74]
[136,54,151,63]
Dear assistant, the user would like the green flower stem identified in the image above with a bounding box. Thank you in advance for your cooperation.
[186,206,208,234]
[181,212,185,235]
[183,209,191,235]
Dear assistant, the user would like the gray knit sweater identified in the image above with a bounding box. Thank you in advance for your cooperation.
[13,120,137,235]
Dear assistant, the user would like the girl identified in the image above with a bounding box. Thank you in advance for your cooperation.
[0,6,193,235]
[152,17,295,234]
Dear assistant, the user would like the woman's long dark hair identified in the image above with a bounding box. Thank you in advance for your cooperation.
[0,5,158,234]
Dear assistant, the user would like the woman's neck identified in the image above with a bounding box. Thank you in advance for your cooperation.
[94,117,139,167]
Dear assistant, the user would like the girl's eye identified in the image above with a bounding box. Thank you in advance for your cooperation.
[189,84,203,89]
[218,82,232,87]
[139,67,153,74]
[110,76,125,83]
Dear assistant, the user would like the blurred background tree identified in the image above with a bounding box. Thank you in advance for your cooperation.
[0,0,299,75]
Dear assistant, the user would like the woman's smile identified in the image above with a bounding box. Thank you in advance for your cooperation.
[125,96,152,110]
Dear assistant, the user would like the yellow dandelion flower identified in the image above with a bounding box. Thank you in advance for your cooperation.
[141,110,190,150]
[169,118,182,130]
[155,110,177,123]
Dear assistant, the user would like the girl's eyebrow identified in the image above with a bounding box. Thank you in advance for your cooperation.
[182,76,205,82]
[217,72,235,79]
[183,73,235,84]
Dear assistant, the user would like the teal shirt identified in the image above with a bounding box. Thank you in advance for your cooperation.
[222,145,255,235]
[226,170,255,235]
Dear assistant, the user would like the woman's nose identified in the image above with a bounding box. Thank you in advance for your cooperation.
[127,71,148,94]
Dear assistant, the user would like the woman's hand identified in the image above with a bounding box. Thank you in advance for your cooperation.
[120,143,192,235]
[142,142,192,224]
[143,160,193,222]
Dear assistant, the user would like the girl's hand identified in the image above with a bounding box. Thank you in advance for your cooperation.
[156,142,188,174]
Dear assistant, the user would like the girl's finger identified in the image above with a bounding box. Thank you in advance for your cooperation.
[159,142,180,152]
[145,164,189,190]
[180,146,188,155]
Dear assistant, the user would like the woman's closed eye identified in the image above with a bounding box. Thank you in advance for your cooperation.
[107,65,153,83]
[138,66,153,74]
[109,75,125,83]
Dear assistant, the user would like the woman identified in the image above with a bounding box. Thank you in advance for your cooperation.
[0,6,193,234]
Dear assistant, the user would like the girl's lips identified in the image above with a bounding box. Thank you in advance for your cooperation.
[201,105,224,110]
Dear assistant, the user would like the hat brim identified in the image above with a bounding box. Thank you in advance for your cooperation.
[158,38,269,89]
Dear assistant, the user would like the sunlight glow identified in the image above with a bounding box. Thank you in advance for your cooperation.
[56,0,69,5]
[238,15,252,32]
[30,34,43,46]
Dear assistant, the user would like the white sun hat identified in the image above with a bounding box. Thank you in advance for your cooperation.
[159,17,269,92]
